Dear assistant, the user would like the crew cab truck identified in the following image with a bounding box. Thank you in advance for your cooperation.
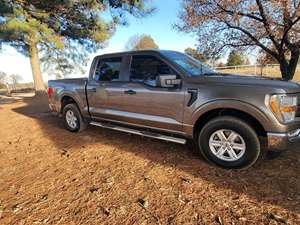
[48,50,300,169]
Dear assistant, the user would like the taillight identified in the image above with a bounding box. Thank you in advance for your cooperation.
[47,87,53,98]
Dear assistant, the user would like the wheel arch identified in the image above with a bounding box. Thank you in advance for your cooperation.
[60,94,81,113]
[192,100,270,139]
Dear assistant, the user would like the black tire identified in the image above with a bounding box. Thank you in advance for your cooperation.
[198,116,260,169]
[62,103,87,132]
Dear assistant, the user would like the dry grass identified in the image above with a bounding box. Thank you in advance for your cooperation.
[0,94,299,225]
[216,65,300,82]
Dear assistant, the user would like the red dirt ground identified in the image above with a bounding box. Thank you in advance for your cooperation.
[0,94,299,225]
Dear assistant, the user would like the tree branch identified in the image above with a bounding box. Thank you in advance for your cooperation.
[223,21,279,60]
[255,0,281,51]
[215,3,264,23]
[280,17,300,50]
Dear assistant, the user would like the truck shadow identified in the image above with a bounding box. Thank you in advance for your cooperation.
[12,94,300,215]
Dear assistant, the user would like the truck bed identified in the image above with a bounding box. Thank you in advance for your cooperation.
[48,78,89,115]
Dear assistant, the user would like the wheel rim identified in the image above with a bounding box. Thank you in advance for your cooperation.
[208,129,246,162]
[65,110,78,129]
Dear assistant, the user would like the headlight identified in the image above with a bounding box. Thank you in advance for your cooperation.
[269,94,298,123]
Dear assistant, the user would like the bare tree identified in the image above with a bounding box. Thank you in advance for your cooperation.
[177,0,300,80]
[9,74,22,91]
[257,49,278,66]
[0,71,11,94]
[184,47,209,62]
[0,71,7,87]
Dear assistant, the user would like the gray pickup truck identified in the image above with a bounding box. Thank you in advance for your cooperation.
[48,50,300,168]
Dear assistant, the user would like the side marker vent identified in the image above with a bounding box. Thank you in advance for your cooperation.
[187,88,198,107]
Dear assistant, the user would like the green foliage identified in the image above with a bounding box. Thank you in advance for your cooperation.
[226,50,245,66]
[125,34,158,50]
[0,0,154,76]
[184,47,209,62]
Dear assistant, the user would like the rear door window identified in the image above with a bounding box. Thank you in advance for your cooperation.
[94,57,122,81]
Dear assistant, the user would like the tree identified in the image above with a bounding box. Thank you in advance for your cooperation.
[125,34,158,50]
[244,57,251,65]
[0,71,7,89]
[177,0,300,80]
[216,62,225,67]
[226,50,245,66]
[257,48,279,66]
[184,47,209,62]
[0,1,154,93]
[40,42,90,80]
[9,74,22,90]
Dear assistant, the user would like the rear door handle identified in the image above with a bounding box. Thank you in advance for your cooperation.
[124,89,136,95]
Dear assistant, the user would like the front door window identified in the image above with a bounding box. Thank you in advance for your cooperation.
[130,55,176,87]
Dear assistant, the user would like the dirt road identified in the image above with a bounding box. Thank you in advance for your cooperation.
[0,94,299,224]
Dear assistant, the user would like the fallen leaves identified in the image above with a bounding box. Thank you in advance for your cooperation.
[0,96,299,224]
[89,185,99,193]
[137,198,149,209]
[267,212,288,224]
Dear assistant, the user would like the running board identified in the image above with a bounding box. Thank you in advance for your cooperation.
[90,121,186,144]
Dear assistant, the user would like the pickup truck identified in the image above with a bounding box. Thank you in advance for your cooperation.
[48,50,300,169]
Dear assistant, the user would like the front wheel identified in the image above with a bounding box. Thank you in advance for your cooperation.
[198,116,261,169]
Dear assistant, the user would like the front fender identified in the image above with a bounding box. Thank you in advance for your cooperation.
[191,99,273,131]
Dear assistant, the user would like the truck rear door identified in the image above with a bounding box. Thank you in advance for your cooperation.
[86,56,128,119]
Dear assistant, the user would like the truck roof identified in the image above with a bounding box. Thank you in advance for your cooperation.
[98,49,179,58]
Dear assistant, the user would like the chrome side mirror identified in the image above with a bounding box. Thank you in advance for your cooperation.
[156,75,181,88]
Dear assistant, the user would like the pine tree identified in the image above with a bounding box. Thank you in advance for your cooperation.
[0,0,153,93]
[226,51,245,66]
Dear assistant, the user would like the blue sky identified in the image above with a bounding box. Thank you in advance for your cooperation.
[0,0,198,83]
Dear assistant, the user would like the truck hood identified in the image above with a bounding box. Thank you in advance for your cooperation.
[188,73,300,93]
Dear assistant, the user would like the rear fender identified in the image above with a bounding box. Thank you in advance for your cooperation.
[59,91,88,117]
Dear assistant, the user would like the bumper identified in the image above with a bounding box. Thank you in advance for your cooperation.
[267,129,300,150]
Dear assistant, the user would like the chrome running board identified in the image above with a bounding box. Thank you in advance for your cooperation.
[90,121,186,144]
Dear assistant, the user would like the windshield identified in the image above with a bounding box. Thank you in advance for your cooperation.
[161,51,215,77]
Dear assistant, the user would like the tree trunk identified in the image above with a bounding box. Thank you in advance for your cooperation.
[279,59,291,80]
[279,51,299,80]
[28,42,45,93]
[288,50,300,80]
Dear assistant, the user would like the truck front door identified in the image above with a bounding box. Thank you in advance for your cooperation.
[110,54,186,132]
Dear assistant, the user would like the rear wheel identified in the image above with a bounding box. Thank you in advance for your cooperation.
[62,103,87,132]
[198,116,261,169]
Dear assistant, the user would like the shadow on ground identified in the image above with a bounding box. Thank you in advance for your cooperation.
[10,94,300,215]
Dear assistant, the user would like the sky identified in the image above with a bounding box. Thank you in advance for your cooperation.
[2,0,253,84]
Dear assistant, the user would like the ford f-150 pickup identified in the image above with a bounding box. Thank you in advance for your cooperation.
[48,50,300,168]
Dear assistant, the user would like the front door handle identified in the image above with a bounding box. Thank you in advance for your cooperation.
[124,89,136,95]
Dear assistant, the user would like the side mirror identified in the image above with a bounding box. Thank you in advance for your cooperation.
[156,75,181,88]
